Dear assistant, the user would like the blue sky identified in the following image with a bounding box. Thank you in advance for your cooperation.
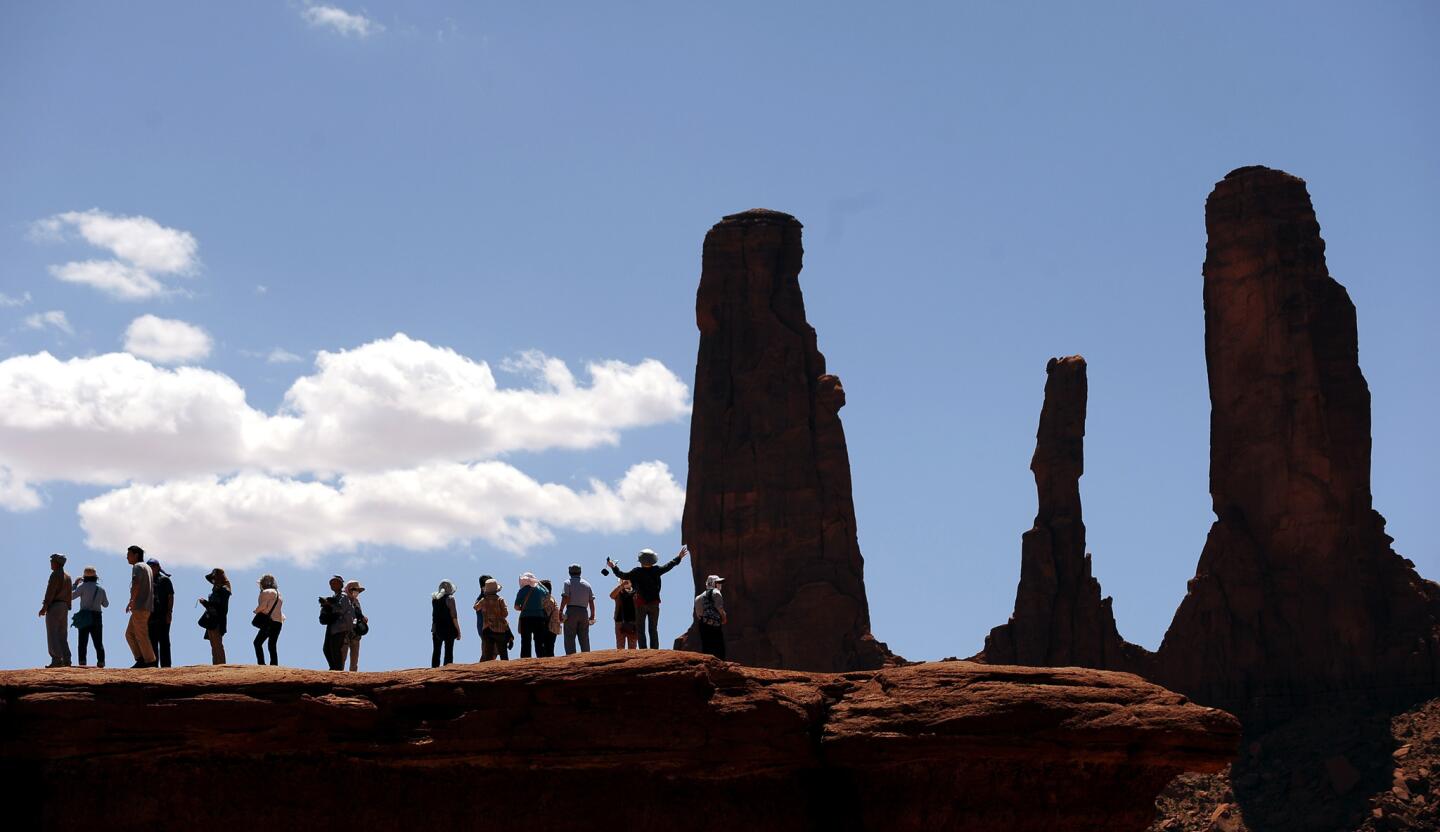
[2,2,1436,671]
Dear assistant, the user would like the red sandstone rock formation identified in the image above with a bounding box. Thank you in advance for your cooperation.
[679,209,890,671]
[0,653,1238,831]
[982,355,1151,674]
[1154,166,1440,723]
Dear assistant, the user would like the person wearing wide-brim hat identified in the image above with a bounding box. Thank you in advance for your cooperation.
[71,565,109,667]
[40,553,73,668]
[605,545,688,650]
[693,574,729,660]
[340,580,367,671]
[198,568,232,665]
[476,578,511,662]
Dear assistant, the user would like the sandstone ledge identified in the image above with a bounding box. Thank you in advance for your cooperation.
[0,652,1237,831]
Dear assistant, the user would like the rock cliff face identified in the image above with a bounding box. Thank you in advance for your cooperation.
[679,209,889,671]
[1154,166,1440,723]
[982,355,1151,674]
[0,653,1238,831]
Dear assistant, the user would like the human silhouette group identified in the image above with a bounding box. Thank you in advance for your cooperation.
[39,545,728,670]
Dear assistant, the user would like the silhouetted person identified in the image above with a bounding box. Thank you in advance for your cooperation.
[320,575,353,671]
[693,574,728,660]
[611,579,638,649]
[198,568,231,664]
[124,546,157,668]
[40,553,72,668]
[431,579,460,667]
[540,578,560,658]
[147,559,175,668]
[514,573,549,658]
[476,578,511,661]
[341,581,367,671]
[71,566,109,667]
[473,574,493,642]
[606,546,688,649]
[252,573,284,665]
[561,564,596,655]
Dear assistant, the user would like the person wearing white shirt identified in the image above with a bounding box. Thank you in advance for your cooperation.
[252,574,285,666]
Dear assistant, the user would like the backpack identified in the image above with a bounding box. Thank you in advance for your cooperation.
[699,589,723,627]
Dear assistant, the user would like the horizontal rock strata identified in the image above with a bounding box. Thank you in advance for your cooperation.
[0,652,1237,831]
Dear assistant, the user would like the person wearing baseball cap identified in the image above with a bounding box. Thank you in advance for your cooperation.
[39,553,73,668]
[693,574,728,660]
[146,558,175,668]
[341,580,367,671]
[561,564,596,655]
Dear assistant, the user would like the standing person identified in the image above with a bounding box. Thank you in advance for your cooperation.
[198,568,231,665]
[124,546,158,668]
[340,581,367,671]
[693,575,728,660]
[251,574,284,666]
[539,579,561,658]
[513,573,549,659]
[473,574,493,643]
[606,546,688,650]
[610,579,638,650]
[430,580,461,667]
[476,578,511,662]
[71,566,109,667]
[561,564,596,655]
[39,553,73,668]
[320,575,353,671]
[147,559,175,668]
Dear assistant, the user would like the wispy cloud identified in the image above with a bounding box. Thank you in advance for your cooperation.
[122,314,213,364]
[267,348,303,364]
[0,291,31,308]
[31,209,199,301]
[23,310,73,336]
[302,4,384,38]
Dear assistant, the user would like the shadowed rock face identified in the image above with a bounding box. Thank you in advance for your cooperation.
[1155,166,1440,724]
[679,209,890,671]
[982,355,1151,674]
[0,653,1238,832]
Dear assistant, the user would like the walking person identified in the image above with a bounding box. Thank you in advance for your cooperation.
[606,546,688,649]
[513,573,549,659]
[431,580,461,667]
[71,566,109,667]
[147,559,175,668]
[124,546,158,668]
[39,553,73,668]
[475,578,511,662]
[694,575,728,660]
[540,579,561,658]
[611,579,638,650]
[561,564,596,655]
[319,575,353,671]
[340,581,367,671]
[251,574,284,666]
[198,568,231,665]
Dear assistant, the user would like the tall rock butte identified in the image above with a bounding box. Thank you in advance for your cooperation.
[1154,165,1440,722]
[679,209,890,672]
[981,355,1150,674]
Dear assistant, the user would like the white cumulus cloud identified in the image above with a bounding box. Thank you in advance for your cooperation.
[23,310,74,335]
[123,315,213,364]
[302,4,384,38]
[78,461,684,569]
[0,333,691,561]
[32,210,199,300]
